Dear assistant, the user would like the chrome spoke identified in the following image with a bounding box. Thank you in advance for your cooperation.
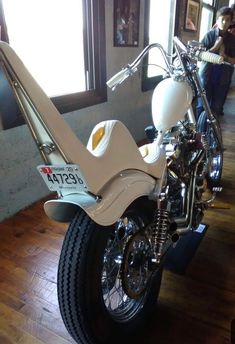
[101,214,150,317]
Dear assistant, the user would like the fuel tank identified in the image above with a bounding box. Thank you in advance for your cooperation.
[151,77,193,132]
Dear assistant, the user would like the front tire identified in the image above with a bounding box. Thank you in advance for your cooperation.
[57,206,162,344]
[197,111,223,188]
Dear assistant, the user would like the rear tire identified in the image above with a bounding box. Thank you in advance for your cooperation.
[197,111,223,188]
[57,206,162,344]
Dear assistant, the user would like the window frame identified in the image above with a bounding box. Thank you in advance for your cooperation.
[51,0,107,114]
[0,0,107,116]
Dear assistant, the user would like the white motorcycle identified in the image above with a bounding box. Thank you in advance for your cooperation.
[0,37,224,343]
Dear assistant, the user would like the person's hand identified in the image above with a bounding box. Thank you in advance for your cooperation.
[219,43,225,56]
[224,55,235,65]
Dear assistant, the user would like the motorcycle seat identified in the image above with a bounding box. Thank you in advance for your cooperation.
[87,119,166,185]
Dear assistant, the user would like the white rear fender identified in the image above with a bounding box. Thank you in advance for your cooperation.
[44,170,164,226]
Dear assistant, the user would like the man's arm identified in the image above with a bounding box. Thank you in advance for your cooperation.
[201,29,220,52]
[224,55,235,64]
[209,36,224,53]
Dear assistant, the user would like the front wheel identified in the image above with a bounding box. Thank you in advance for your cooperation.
[197,111,223,188]
[57,205,162,344]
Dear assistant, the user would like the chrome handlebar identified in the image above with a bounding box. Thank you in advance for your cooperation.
[107,37,225,91]
[106,43,173,91]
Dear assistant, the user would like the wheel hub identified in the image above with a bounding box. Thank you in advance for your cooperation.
[121,232,152,299]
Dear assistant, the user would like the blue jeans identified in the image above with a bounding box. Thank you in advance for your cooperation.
[197,64,233,116]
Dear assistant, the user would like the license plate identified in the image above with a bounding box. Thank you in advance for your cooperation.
[37,165,89,192]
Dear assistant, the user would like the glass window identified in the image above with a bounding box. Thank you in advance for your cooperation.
[142,0,176,91]
[199,0,217,41]
[3,0,85,97]
[202,0,214,5]
[199,6,214,41]
[2,0,106,114]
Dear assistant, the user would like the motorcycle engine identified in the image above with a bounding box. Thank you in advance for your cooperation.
[161,122,207,222]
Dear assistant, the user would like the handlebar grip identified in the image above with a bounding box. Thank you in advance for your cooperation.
[198,51,224,64]
[106,68,129,89]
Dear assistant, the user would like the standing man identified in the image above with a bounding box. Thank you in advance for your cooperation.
[198,6,235,116]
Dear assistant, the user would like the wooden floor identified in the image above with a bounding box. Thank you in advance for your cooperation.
[0,90,235,344]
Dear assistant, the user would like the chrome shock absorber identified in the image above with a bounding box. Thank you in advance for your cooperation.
[151,208,169,265]
[149,189,170,268]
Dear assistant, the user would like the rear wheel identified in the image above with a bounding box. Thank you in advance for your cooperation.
[197,111,223,188]
[57,205,162,344]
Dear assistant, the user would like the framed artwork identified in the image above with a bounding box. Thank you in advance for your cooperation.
[185,0,200,32]
[114,0,140,47]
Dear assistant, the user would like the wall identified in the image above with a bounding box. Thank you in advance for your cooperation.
[0,0,153,222]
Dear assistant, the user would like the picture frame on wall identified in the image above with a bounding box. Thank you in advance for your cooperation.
[114,0,140,47]
[185,0,200,32]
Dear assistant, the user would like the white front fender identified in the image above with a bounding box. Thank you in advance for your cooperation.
[44,170,164,226]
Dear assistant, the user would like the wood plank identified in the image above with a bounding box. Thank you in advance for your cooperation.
[0,302,74,344]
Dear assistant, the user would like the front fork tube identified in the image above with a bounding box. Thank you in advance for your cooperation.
[193,70,223,149]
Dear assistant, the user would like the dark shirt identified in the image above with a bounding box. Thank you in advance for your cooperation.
[229,23,235,31]
[200,27,233,86]
[223,31,235,57]
[201,27,220,50]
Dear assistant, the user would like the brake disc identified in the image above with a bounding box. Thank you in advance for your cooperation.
[121,232,152,299]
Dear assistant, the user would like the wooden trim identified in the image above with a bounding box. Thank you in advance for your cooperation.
[51,89,107,114]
